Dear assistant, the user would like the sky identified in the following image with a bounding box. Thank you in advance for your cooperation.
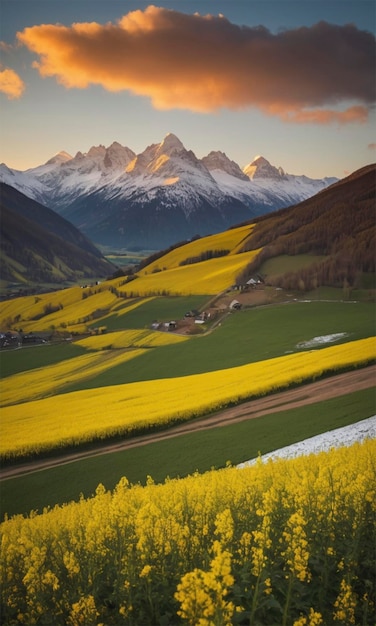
[0,0,375,179]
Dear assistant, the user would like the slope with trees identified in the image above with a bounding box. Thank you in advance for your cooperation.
[235,164,375,291]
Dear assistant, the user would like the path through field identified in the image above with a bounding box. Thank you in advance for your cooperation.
[1,364,375,480]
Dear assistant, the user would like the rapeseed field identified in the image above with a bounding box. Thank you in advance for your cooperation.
[139,223,254,273]
[1,439,374,625]
[110,248,261,297]
[0,237,260,331]
[1,337,374,461]
[0,348,146,407]
[75,328,189,350]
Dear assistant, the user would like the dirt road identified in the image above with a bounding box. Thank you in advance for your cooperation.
[1,365,375,480]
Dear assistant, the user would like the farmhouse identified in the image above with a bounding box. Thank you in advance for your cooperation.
[233,275,264,291]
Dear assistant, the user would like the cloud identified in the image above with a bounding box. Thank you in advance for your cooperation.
[16,5,376,123]
[0,41,14,52]
[368,142,376,150]
[0,66,25,99]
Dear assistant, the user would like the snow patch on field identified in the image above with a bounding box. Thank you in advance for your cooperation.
[297,333,348,349]
[238,416,376,468]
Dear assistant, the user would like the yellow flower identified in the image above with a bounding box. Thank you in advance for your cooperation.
[282,510,311,582]
[175,541,236,625]
[333,579,356,624]
[67,595,98,626]
[214,508,234,545]
[264,578,272,595]
[293,608,323,625]
[140,564,152,578]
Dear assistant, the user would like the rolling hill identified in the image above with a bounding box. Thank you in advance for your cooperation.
[233,163,376,290]
[0,183,114,289]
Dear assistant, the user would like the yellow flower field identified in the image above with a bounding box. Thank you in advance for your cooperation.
[0,285,83,327]
[0,286,112,328]
[101,295,155,317]
[0,229,259,331]
[0,348,146,407]
[76,328,189,350]
[139,223,254,273]
[0,287,155,333]
[1,329,188,406]
[1,337,374,460]
[1,440,375,625]
[111,248,261,296]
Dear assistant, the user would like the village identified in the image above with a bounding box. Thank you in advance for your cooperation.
[0,276,270,347]
[150,276,267,335]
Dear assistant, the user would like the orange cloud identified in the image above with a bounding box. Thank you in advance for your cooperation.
[0,67,25,99]
[17,5,376,123]
[269,105,369,125]
[368,143,376,150]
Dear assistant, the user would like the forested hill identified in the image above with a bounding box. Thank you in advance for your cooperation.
[236,163,376,290]
[0,183,114,287]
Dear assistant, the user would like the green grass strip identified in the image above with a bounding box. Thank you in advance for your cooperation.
[1,387,374,519]
[65,301,376,391]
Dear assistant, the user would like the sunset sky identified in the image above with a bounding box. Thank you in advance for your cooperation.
[1,0,375,178]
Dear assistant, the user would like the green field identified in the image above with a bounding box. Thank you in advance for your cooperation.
[1,297,375,391]
[66,300,375,391]
[1,299,374,390]
[90,294,209,331]
[1,387,374,519]
[259,254,327,277]
[0,342,87,378]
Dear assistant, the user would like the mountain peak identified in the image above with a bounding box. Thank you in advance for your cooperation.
[45,151,72,166]
[243,156,284,180]
[201,151,249,181]
[87,145,106,158]
[104,143,135,169]
[158,133,185,155]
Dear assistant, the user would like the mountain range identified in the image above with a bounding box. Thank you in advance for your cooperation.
[0,133,337,250]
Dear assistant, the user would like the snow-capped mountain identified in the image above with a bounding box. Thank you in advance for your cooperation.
[0,134,337,249]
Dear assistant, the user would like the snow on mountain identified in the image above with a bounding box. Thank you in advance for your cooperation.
[0,134,338,249]
[45,151,73,165]
[0,162,47,201]
[201,151,249,181]
[3,142,137,209]
[244,155,284,180]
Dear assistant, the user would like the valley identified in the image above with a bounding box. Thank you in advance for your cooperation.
[0,160,375,626]
[1,0,375,620]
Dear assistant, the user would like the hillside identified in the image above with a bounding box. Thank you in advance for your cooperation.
[234,163,376,290]
[0,183,114,289]
[0,164,374,334]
